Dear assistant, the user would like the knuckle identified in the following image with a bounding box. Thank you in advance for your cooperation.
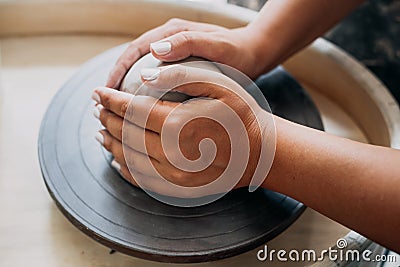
[126,46,142,61]
[166,18,184,26]
[165,18,187,33]
[120,101,129,117]
[206,32,233,56]
[180,124,195,141]
[212,37,229,55]
[101,93,113,110]
[117,46,139,67]
[177,31,193,47]
[171,170,187,184]
[165,113,183,129]
[124,100,135,120]
[168,65,188,84]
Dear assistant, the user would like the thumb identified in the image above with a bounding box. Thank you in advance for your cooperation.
[150,31,225,63]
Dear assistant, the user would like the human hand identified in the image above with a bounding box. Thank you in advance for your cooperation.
[95,64,274,199]
[106,18,264,89]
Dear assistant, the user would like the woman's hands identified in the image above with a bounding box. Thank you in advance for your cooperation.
[106,18,265,89]
[106,0,366,90]
[94,0,400,251]
[96,65,270,198]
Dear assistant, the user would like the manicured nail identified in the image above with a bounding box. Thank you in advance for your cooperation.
[95,132,104,145]
[93,108,100,119]
[150,41,171,55]
[111,160,121,172]
[92,91,101,103]
[141,68,160,81]
[93,104,104,119]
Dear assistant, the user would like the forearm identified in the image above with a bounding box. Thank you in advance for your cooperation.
[246,0,365,72]
[264,116,400,251]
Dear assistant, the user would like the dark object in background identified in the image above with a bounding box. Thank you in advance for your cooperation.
[228,0,267,10]
[325,0,400,104]
[230,0,400,104]
[255,66,323,130]
[38,44,323,263]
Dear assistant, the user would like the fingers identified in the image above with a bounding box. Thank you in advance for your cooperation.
[114,159,200,198]
[98,130,161,178]
[92,87,133,118]
[111,159,167,195]
[140,65,238,99]
[95,104,164,160]
[106,18,225,89]
[94,104,122,139]
[150,30,231,63]
[93,87,175,133]
[106,23,182,89]
[97,130,126,166]
[116,160,186,198]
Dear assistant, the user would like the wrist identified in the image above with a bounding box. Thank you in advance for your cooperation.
[260,116,299,194]
[243,24,282,77]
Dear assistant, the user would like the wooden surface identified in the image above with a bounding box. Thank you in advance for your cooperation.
[0,35,357,267]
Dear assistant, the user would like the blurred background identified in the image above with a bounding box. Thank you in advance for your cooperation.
[230,0,400,104]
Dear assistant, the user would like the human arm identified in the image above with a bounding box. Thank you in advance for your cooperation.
[266,116,400,252]
[95,67,400,252]
[106,0,365,88]
[247,0,366,73]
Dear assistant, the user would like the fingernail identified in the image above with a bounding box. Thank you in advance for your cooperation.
[92,91,101,103]
[111,160,121,172]
[141,68,160,81]
[93,107,100,119]
[93,104,104,119]
[150,41,171,55]
[95,132,104,145]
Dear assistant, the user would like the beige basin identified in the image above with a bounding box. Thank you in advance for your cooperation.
[0,1,399,266]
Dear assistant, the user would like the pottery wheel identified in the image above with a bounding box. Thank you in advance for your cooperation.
[38,44,323,263]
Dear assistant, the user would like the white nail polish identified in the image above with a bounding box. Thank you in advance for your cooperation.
[111,160,121,172]
[92,91,101,103]
[93,107,100,119]
[95,132,104,145]
[93,104,104,119]
[141,68,160,81]
[150,41,171,55]
[97,104,104,112]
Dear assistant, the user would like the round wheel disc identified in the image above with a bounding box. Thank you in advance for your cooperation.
[39,44,323,263]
